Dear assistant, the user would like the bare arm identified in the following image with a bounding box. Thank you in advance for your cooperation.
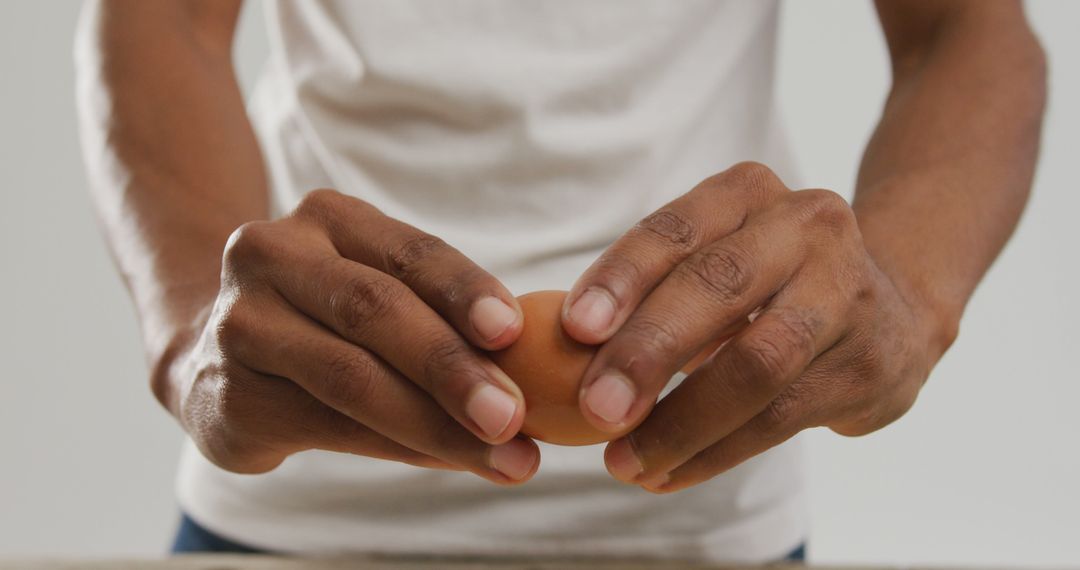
[559,1,1047,491]
[76,0,540,482]
[855,0,1047,356]
[75,0,267,416]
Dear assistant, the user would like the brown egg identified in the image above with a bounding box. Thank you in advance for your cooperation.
[488,290,723,446]
[487,290,610,445]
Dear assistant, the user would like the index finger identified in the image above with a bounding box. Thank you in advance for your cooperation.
[561,162,787,345]
[290,189,524,351]
[577,217,803,433]
[275,253,528,445]
[605,269,851,486]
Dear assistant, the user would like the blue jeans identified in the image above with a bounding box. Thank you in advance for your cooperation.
[172,512,807,562]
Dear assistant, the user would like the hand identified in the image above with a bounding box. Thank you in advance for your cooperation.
[169,189,539,484]
[561,162,951,493]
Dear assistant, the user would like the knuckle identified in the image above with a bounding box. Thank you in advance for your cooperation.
[421,337,475,392]
[222,221,279,269]
[620,315,683,364]
[722,161,784,200]
[294,188,343,219]
[730,333,792,390]
[833,403,888,438]
[798,188,857,233]
[632,208,700,254]
[725,161,772,184]
[766,307,822,365]
[320,350,382,418]
[732,310,820,390]
[759,389,800,432]
[329,274,402,338]
[678,244,755,305]
[214,303,255,351]
[387,233,451,281]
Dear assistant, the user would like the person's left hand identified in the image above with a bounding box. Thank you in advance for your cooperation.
[561,162,953,493]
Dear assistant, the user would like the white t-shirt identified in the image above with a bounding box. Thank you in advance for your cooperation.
[177,0,808,563]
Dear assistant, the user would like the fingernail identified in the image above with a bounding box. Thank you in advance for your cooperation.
[584,372,636,424]
[489,438,537,480]
[640,472,670,491]
[606,437,644,482]
[471,296,519,342]
[466,383,517,439]
[568,288,616,335]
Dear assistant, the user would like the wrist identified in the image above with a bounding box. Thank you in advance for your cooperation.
[146,302,214,422]
[873,254,962,366]
[148,331,193,420]
[853,199,966,366]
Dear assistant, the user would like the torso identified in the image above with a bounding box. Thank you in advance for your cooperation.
[177,0,807,562]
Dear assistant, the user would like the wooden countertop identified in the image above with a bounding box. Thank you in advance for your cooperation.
[0,554,974,570]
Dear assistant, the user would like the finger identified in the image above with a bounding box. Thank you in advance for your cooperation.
[221,216,526,445]
[562,162,788,344]
[577,186,858,432]
[637,345,857,492]
[187,359,459,474]
[680,308,764,374]
[636,394,810,494]
[249,374,462,472]
[226,295,539,484]
[578,209,806,433]
[602,268,852,485]
[289,189,523,350]
[270,252,527,445]
[651,319,919,492]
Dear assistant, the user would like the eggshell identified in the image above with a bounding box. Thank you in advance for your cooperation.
[488,290,723,446]
[488,290,615,445]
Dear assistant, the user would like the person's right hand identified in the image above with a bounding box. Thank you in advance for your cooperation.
[169,189,539,484]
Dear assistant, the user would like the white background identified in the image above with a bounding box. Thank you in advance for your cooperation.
[1,1,1076,566]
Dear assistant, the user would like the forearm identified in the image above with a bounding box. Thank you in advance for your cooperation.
[853,1,1046,357]
[75,0,266,413]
